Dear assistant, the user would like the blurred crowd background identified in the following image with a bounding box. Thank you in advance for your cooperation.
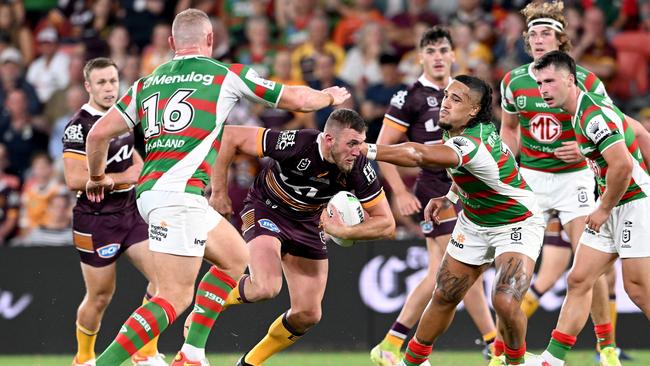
[2,0,650,247]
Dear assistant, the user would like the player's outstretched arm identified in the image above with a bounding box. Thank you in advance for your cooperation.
[277,85,350,112]
[364,142,460,169]
[321,197,395,240]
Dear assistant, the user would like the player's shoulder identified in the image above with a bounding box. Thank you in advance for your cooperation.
[388,81,425,110]
[502,63,532,87]
[64,107,98,131]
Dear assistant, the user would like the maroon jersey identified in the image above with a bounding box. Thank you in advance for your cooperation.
[62,104,137,214]
[383,75,451,184]
[249,128,385,220]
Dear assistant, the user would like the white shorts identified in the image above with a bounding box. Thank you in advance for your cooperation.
[446,211,545,266]
[580,197,650,258]
[520,168,595,225]
[137,190,222,257]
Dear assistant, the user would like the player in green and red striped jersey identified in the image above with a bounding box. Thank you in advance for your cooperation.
[363,75,545,366]
[83,8,350,366]
[530,51,650,366]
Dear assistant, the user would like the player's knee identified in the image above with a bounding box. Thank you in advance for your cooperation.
[256,279,282,300]
[566,269,592,292]
[86,289,115,311]
[431,287,461,309]
[289,308,321,329]
[157,286,195,314]
[492,293,520,322]
[623,278,648,310]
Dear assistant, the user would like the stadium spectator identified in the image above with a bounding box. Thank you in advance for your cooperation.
[398,22,428,84]
[276,0,319,47]
[0,2,34,65]
[236,16,276,78]
[360,52,406,143]
[450,0,491,26]
[0,143,20,246]
[333,0,385,49]
[139,23,173,76]
[387,0,439,55]
[0,89,49,179]
[18,152,66,236]
[121,0,167,50]
[451,22,492,75]
[49,85,86,160]
[10,193,72,247]
[0,47,42,116]
[291,17,345,82]
[107,25,131,71]
[307,53,354,130]
[210,17,235,63]
[26,27,70,104]
[492,11,532,78]
[118,54,140,96]
[570,7,617,81]
[42,47,85,132]
[340,21,390,95]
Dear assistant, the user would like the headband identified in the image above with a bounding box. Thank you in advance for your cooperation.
[527,18,564,33]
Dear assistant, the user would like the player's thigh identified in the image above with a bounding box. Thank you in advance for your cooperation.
[433,253,486,305]
[562,215,588,250]
[124,240,157,285]
[426,235,447,275]
[204,216,248,276]
[80,261,117,297]
[152,251,203,295]
[247,235,284,286]
[568,243,617,288]
[282,254,328,311]
[492,252,535,302]
[620,257,650,292]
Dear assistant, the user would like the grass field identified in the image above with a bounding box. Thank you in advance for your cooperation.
[2,351,649,366]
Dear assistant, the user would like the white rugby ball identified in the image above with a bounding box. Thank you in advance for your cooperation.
[327,191,365,247]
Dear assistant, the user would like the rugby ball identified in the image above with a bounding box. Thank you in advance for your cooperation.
[327,191,365,247]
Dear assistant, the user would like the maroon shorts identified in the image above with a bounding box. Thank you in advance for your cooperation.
[414,178,458,238]
[240,199,327,260]
[72,205,149,267]
[544,214,572,248]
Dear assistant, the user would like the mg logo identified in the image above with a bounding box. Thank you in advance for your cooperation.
[530,114,562,143]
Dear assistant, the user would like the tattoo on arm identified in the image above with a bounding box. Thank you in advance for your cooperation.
[493,257,530,301]
[434,257,471,304]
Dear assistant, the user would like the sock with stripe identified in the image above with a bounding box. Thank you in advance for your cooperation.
[595,323,616,351]
[383,321,410,350]
[182,267,237,360]
[75,322,99,363]
[504,342,526,365]
[483,330,497,355]
[542,329,576,366]
[402,338,433,366]
[225,274,250,307]
[530,284,544,299]
[493,339,505,357]
[134,292,160,358]
[95,296,176,366]
[245,311,305,365]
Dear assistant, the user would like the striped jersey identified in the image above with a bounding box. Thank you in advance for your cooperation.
[443,122,539,227]
[501,63,607,173]
[115,55,284,198]
[572,92,650,205]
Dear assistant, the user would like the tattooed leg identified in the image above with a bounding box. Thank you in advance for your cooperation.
[492,253,535,348]
[414,255,487,345]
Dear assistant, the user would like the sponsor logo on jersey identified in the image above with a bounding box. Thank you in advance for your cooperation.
[194,238,206,246]
[276,130,297,150]
[420,220,433,234]
[586,115,616,145]
[96,243,121,258]
[63,124,84,143]
[297,158,311,171]
[622,229,631,244]
[150,223,169,241]
[363,163,377,183]
[535,102,549,108]
[426,96,438,108]
[530,114,562,143]
[450,233,465,248]
[516,95,526,109]
[107,145,134,165]
[143,71,215,88]
[258,219,280,233]
[450,137,476,157]
[510,227,522,243]
[319,231,326,244]
[390,90,408,109]
[245,68,276,90]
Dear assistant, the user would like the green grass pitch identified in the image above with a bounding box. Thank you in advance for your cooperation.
[2,351,650,365]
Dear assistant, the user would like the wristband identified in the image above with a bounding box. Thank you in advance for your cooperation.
[366,143,378,160]
[90,174,105,182]
[445,190,459,204]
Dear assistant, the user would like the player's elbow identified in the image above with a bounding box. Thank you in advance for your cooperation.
[612,156,633,181]
[377,215,396,239]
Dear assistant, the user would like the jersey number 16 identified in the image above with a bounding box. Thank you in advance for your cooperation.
[142,88,196,139]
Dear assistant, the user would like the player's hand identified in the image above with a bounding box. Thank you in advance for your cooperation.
[85,175,114,203]
[392,189,422,216]
[320,204,349,239]
[554,141,584,163]
[323,86,351,106]
[424,196,451,225]
[209,191,233,221]
[585,205,611,232]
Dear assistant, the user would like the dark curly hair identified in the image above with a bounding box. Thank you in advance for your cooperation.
[454,75,493,128]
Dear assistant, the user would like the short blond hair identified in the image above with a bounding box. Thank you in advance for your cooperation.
[521,1,571,56]
[172,8,211,47]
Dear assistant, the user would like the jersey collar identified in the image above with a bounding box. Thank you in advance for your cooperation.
[316,133,326,161]
[572,91,587,128]
[81,103,105,117]
[418,74,452,90]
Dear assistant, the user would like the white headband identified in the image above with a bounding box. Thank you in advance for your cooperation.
[527,18,564,33]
